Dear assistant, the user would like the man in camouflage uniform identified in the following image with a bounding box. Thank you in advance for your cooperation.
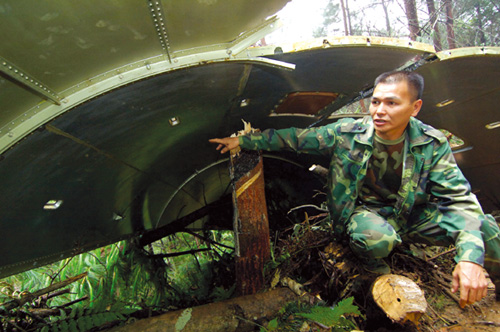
[210,71,500,307]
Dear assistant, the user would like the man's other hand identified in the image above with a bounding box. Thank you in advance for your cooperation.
[451,261,488,308]
[209,137,240,154]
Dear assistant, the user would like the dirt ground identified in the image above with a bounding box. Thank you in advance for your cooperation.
[429,283,500,332]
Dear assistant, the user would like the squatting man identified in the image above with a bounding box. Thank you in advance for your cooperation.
[210,71,500,308]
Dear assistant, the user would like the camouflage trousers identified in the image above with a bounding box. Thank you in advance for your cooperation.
[346,205,500,282]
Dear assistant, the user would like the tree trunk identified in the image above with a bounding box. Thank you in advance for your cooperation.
[403,0,420,41]
[381,0,392,37]
[425,0,442,51]
[108,288,299,332]
[345,0,352,36]
[339,0,349,35]
[230,147,271,296]
[444,0,457,49]
[475,3,486,45]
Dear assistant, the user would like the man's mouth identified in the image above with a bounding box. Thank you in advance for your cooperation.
[374,119,387,126]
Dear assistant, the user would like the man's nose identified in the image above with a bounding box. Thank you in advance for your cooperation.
[374,103,386,115]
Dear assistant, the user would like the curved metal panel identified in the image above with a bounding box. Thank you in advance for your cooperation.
[0,41,435,277]
[415,48,500,210]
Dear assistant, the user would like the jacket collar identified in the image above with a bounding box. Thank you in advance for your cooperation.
[341,116,444,148]
[407,117,447,147]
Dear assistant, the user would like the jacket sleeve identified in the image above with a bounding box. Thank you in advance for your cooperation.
[428,142,486,265]
[238,125,337,157]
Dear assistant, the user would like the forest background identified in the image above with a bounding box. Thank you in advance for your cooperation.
[271,0,500,50]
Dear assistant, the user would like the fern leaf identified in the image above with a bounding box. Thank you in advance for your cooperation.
[68,319,78,332]
[59,320,69,332]
[334,297,361,317]
[297,297,360,328]
[77,316,87,331]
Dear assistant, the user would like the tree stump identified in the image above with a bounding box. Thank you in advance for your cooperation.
[371,274,427,325]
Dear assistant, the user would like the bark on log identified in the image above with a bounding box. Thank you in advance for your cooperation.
[371,274,427,325]
[108,288,299,332]
[230,123,271,296]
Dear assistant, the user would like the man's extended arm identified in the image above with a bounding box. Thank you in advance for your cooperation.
[210,125,337,157]
[428,142,489,306]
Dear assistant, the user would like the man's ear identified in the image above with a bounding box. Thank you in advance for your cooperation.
[412,99,423,117]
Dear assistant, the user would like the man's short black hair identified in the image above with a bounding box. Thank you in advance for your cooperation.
[374,71,424,100]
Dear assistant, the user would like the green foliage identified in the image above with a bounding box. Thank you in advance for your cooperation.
[261,317,279,331]
[258,298,363,332]
[0,230,236,331]
[453,0,500,46]
[297,297,361,330]
[39,306,129,332]
[313,0,341,37]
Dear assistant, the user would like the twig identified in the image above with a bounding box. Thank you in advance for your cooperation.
[442,287,461,305]
[287,204,328,214]
[150,248,211,259]
[182,229,234,250]
[57,295,89,308]
[42,288,71,302]
[29,295,90,317]
[425,305,455,326]
[432,271,461,305]
[428,248,456,261]
[473,321,500,327]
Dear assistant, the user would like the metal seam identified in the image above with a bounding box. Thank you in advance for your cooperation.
[147,0,172,62]
[0,56,61,105]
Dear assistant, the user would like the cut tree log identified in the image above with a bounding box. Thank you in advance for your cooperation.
[371,274,427,325]
[230,122,271,296]
[108,287,300,332]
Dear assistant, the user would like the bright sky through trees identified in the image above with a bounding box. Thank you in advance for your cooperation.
[267,0,415,43]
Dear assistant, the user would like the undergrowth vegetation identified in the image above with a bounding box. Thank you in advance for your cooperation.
[0,230,237,331]
[0,217,366,331]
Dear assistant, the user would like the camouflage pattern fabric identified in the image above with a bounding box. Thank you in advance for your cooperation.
[239,116,500,279]
[348,205,500,281]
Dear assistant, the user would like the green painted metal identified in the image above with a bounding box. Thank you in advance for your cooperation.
[0,0,289,153]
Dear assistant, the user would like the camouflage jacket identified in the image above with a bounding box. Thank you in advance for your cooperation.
[239,116,487,265]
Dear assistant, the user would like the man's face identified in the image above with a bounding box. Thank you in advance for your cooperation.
[369,81,422,141]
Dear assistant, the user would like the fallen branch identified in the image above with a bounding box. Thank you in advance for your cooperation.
[0,273,87,312]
